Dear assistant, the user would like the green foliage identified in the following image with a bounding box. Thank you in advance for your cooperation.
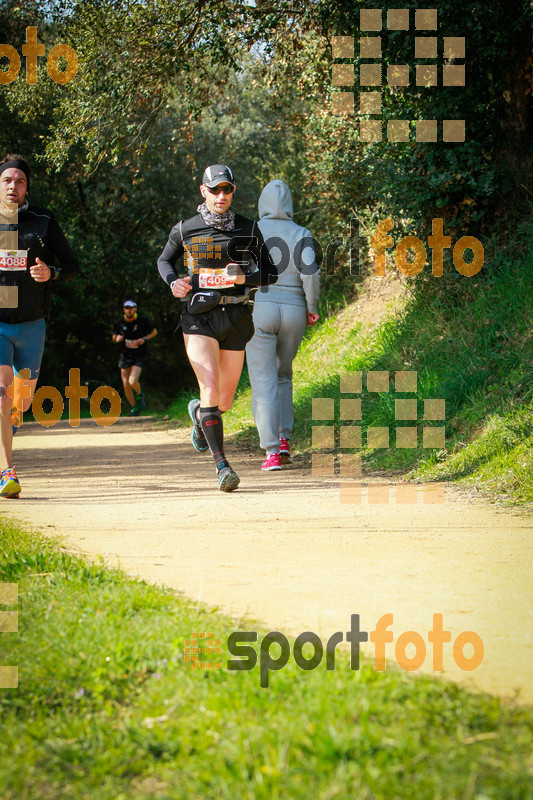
[294,0,533,235]
[0,0,530,394]
[218,220,533,503]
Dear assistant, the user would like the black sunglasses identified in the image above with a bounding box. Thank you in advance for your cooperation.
[205,184,234,195]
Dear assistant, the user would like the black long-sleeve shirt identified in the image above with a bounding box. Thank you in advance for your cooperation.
[157,212,277,297]
[0,204,79,323]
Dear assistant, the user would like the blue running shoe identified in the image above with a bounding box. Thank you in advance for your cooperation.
[217,463,240,492]
[1,467,21,498]
[188,398,208,453]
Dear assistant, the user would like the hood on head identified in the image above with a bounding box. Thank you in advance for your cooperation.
[258,179,293,220]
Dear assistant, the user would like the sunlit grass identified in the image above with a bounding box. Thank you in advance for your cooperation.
[1,521,532,799]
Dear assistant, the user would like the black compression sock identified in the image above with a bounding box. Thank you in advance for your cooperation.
[199,406,226,467]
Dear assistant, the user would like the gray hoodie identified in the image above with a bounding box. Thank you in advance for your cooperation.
[257,180,320,313]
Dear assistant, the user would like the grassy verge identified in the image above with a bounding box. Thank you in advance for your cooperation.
[167,222,533,503]
[0,520,532,799]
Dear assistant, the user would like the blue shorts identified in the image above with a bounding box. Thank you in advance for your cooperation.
[0,319,46,379]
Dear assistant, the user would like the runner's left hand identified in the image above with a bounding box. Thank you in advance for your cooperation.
[29,257,51,282]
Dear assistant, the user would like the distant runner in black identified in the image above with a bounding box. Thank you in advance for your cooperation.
[157,164,277,492]
[112,300,157,416]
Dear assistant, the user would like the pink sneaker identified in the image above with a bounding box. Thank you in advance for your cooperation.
[261,453,282,471]
[279,438,292,464]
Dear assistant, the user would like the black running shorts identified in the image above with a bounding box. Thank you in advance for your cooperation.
[118,352,146,370]
[181,303,254,351]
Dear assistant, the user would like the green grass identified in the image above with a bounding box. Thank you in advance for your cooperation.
[167,221,533,503]
[1,520,532,799]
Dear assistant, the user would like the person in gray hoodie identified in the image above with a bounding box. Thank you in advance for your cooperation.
[246,179,320,471]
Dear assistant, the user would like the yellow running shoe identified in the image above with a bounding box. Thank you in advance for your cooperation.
[1,467,21,498]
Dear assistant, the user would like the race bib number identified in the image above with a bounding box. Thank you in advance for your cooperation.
[0,250,27,271]
[125,339,139,349]
[199,267,235,289]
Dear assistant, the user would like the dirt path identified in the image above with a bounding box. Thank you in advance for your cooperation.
[5,417,533,704]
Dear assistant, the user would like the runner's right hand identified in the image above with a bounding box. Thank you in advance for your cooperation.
[226,263,245,285]
[171,276,192,297]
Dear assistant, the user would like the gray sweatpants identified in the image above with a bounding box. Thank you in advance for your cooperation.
[246,301,307,454]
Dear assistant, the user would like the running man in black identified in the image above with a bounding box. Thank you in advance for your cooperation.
[0,154,79,498]
[157,164,277,491]
[112,300,157,416]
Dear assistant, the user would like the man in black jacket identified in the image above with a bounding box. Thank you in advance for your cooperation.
[0,154,79,497]
[157,164,277,492]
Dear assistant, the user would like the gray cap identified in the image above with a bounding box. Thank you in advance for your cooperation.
[123,300,137,307]
[202,164,235,187]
